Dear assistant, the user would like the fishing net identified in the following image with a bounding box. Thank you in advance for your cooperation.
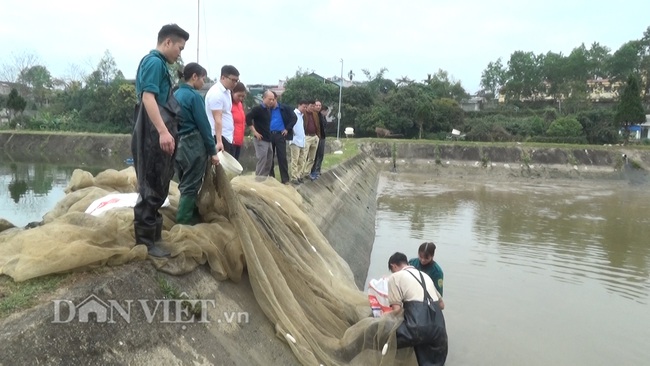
[0,165,416,365]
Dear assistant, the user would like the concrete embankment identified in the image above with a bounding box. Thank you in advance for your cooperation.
[361,141,650,181]
[0,153,380,365]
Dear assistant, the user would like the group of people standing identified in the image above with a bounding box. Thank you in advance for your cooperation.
[131,23,246,257]
[131,24,331,257]
[246,94,328,185]
[132,22,444,366]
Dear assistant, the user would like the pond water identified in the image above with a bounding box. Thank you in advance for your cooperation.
[2,162,649,365]
[366,172,650,365]
[0,163,116,227]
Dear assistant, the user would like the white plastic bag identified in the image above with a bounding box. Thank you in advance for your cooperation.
[367,277,392,317]
[85,193,171,217]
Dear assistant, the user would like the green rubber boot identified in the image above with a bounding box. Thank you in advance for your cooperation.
[176,195,199,225]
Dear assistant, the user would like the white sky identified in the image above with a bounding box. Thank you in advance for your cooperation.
[1,0,649,93]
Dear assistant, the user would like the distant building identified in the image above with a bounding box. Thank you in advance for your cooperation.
[639,114,650,140]
[460,96,486,112]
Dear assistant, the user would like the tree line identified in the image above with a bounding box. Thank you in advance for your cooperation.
[1,26,649,145]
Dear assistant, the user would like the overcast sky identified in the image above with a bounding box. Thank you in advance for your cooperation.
[1,0,648,93]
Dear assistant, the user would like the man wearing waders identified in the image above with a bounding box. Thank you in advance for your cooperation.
[388,252,448,366]
[131,24,189,257]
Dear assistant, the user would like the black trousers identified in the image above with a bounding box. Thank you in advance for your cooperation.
[311,137,326,175]
[268,132,289,183]
[131,109,177,232]
[232,145,242,161]
[215,135,235,156]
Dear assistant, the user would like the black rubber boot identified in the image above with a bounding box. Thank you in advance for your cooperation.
[135,224,170,258]
[155,216,163,242]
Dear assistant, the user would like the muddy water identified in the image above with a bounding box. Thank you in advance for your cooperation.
[366,172,650,366]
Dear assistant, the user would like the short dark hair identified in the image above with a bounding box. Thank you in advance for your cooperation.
[232,81,247,93]
[298,100,309,106]
[306,99,316,105]
[157,24,189,44]
[221,65,240,77]
[418,242,436,258]
[388,252,408,271]
[177,62,206,81]
[321,105,329,111]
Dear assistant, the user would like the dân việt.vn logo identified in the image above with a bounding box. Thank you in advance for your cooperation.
[52,293,249,325]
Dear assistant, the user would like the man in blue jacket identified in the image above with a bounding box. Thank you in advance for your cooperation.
[268,92,297,184]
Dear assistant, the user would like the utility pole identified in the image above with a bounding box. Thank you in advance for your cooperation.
[337,58,343,141]
[196,0,200,63]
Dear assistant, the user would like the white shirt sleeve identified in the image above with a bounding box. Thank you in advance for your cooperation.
[207,93,225,111]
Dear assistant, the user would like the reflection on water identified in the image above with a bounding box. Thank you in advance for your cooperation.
[0,163,114,227]
[367,173,650,365]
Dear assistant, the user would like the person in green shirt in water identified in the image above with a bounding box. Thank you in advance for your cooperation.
[173,62,220,225]
[409,242,444,296]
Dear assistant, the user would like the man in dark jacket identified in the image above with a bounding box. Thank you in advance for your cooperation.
[245,90,275,179]
[268,93,297,184]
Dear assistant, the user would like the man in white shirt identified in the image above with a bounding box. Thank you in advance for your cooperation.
[289,100,308,184]
[387,252,448,366]
[205,65,239,155]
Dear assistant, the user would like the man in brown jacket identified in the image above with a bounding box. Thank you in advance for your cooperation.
[302,100,321,180]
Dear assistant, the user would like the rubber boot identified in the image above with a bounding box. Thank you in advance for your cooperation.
[176,196,198,225]
[155,216,163,242]
[134,224,170,258]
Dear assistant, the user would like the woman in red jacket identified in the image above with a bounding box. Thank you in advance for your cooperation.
[230,82,247,161]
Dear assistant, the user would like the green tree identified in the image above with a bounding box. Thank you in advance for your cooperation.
[639,26,650,97]
[96,50,120,84]
[280,73,338,106]
[615,74,646,140]
[414,93,435,139]
[6,88,27,120]
[356,103,399,136]
[480,58,507,99]
[431,98,464,133]
[586,42,611,79]
[340,86,375,133]
[576,109,619,144]
[18,65,53,106]
[362,67,397,95]
[504,51,544,101]
[109,83,137,129]
[541,51,568,100]
[546,117,584,137]
[424,69,467,101]
[565,45,590,83]
[608,41,642,81]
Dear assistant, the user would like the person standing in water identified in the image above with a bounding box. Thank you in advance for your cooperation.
[409,242,444,296]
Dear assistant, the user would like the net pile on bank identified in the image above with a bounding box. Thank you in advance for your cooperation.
[0,166,418,365]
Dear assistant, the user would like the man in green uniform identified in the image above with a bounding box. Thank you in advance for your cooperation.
[131,24,189,257]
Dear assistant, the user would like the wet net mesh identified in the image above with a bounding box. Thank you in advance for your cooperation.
[0,165,417,365]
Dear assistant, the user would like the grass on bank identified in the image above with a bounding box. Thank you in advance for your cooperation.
[320,139,360,171]
[0,274,68,319]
